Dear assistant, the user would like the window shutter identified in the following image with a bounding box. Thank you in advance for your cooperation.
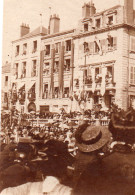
[99,67,102,74]
[130,37,135,52]
[134,67,135,84]
[130,66,134,84]
[113,37,117,50]
[89,42,94,55]
[101,39,107,53]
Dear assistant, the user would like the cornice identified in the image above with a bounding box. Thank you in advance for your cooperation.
[73,23,135,39]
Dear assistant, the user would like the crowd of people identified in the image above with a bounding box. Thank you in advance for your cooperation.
[0,104,135,194]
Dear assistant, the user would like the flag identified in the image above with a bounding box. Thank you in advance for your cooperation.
[39,50,44,98]
[49,46,55,98]
[58,42,64,98]
[95,36,103,55]
[101,67,107,96]
[69,41,74,97]
[91,68,96,93]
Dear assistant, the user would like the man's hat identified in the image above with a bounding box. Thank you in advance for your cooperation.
[75,124,110,152]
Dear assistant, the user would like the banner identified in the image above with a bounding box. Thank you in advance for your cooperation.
[49,46,55,98]
[95,36,103,55]
[69,41,74,97]
[91,67,96,93]
[101,66,107,96]
[58,42,65,98]
[39,50,44,98]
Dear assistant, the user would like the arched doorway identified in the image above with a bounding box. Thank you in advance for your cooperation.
[28,102,36,112]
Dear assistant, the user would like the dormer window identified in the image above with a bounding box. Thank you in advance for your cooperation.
[108,16,113,25]
[95,18,101,28]
[84,23,88,32]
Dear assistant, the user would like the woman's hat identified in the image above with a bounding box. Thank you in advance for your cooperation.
[75,124,111,152]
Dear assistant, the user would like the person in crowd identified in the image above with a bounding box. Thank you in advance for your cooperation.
[73,112,135,195]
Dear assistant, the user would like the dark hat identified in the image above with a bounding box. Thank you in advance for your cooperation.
[75,124,110,152]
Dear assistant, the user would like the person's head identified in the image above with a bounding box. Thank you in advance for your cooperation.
[75,124,111,154]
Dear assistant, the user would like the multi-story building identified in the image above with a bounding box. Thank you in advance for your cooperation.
[1,62,11,111]
[11,24,47,113]
[9,0,135,114]
[39,14,74,113]
[72,0,135,111]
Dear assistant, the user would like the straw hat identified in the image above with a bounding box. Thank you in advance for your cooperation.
[75,124,110,152]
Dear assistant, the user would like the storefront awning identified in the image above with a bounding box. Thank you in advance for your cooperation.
[18,83,25,91]
[27,82,35,91]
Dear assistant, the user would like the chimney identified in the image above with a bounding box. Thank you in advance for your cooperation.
[89,0,96,17]
[49,14,60,34]
[82,3,90,18]
[20,23,30,37]
[124,0,134,25]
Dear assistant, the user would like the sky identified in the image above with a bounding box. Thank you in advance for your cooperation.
[1,0,126,64]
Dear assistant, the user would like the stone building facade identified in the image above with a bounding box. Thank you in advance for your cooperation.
[9,0,135,113]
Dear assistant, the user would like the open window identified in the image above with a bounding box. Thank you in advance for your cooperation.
[23,43,27,55]
[32,40,37,53]
[31,60,37,77]
[43,84,48,99]
[83,42,89,53]
[107,15,113,25]
[55,42,60,54]
[54,61,59,73]
[64,87,69,98]
[64,59,70,71]
[22,62,26,78]
[65,40,71,52]
[45,45,50,55]
[95,18,101,28]
[84,23,88,32]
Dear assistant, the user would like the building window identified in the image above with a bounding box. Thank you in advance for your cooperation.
[43,62,49,75]
[64,59,70,71]
[107,15,113,25]
[45,45,50,55]
[65,40,71,51]
[106,66,113,85]
[95,67,102,83]
[54,87,58,98]
[107,36,117,50]
[94,41,100,53]
[5,76,8,86]
[83,42,89,53]
[54,61,59,73]
[43,84,48,99]
[32,40,37,53]
[55,42,60,53]
[31,60,37,77]
[15,45,20,56]
[23,43,27,55]
[22,62,26,78]
[95,18,101,28]
[64,87,69,98]
[84,23,88,32]
[130,66,135,85]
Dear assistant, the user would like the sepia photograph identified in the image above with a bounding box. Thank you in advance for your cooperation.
[1,0,135,194]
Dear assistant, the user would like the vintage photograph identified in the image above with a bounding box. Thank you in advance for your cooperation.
[1,0,135,194]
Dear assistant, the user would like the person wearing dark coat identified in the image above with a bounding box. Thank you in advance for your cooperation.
[73,117,135,195]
